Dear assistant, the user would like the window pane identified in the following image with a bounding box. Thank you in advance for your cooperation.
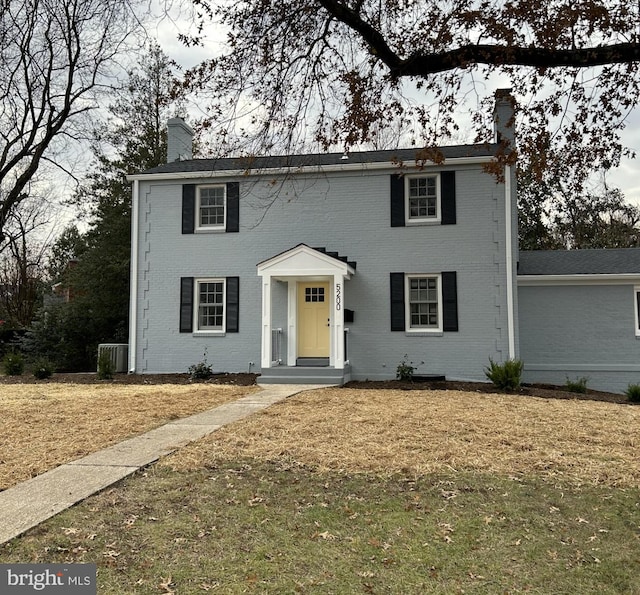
[408,177,437,219]
[408,276,438,328]
[198,282,224,330]
[305,287,325,302]
[199,187,225,226]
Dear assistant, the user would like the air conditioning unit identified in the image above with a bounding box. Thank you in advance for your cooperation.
[97,343,129,373]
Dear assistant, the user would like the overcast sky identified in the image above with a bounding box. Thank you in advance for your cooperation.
[153,17,639,203]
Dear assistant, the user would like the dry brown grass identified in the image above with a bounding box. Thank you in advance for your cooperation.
[0,383,258,489]
[164,387,640,487]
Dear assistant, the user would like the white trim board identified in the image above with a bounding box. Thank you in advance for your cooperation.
[518,274,640,286]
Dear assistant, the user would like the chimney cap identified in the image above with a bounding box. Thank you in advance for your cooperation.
[167,117,194,134]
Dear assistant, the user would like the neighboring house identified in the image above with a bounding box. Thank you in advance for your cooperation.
[518,249,640,393]
[127,91,640,393]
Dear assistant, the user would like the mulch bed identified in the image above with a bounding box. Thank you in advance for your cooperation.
[0,372,631,404]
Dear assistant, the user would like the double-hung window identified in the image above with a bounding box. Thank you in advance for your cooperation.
[182,182,240,234]
[196,279,225,332]
[390,271,457,333]
[635,286,640,337]
[407,274,442,331]
[197,186,226,231]
[391,171,455,227]
[406,175,440,224]
[180,276,239,334]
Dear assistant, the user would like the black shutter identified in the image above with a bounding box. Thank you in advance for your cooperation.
[182,184,195,234]
[226,276,240,332]
[390,175,405,227]
[442,271,458,332]
[179,277,194,332]
[226,182,240,233]
[390,272,405,331]
[637,291,640,330]
[440,171,456,225]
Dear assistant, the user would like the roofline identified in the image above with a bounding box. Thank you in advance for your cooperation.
[518,273,640,286]
[126,155,495,182]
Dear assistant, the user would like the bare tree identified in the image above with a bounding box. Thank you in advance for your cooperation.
[0,0,142,245]
[0,196,57,327]
[183,0,639,192]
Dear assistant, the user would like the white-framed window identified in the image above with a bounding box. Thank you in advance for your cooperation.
[195,278,226,332]
[635,286,640,337]
[196,185,226,230]
[406,174,441,224]
[406,274,442,332]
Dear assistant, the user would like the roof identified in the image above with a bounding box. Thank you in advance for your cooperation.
[138,144,499,176]
[519,249,640,276]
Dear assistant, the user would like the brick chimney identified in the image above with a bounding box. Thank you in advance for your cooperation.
[493,89,516,150]
[167,118,194,163]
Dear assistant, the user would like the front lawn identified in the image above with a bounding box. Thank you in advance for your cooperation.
[2,387,640,593]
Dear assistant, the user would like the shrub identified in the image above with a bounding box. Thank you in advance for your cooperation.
[625,384,640,403]
[484,358,524,391]
[188,350,213,380]
[32,359,54,380]
[97,350,115,380]
[565,376,589,393]
[396,354,415,382]
[2,351,24,376]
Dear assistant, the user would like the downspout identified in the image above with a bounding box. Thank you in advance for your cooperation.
[128,179,139,373]
[504,165,516,359]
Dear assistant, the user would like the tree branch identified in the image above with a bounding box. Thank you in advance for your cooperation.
[398,43,640,76]
[314,0,640,76]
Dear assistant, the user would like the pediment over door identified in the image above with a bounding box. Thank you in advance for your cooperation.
[257,243,355,279]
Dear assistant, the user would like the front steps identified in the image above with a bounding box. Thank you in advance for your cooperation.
[258,365,351,385]
[295,357,330,367]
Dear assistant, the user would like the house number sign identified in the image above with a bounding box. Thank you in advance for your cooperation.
[335,283,342,310]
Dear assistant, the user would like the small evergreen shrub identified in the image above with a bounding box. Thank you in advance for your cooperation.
[32,359,54,380]
[625,384,640,403]
[484,358,524,391]
[2,351,24,376]
[188,350,213,380]
[565,376,589,393]
[396,354,415,382]
[97,350,115,380]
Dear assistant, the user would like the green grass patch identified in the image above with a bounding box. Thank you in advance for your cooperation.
[3,460,640,594]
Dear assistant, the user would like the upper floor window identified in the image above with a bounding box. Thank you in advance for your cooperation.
[197,185,226,230]
[407,176,439,221]
[391,171,455,227]
[182,182,240,234]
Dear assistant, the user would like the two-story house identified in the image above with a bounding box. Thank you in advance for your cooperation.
[128,90,640,393]
[127,90,519,385]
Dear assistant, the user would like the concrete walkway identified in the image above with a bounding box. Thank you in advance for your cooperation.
[0,384,326,545]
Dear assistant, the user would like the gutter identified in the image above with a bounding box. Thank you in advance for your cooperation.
[128,179,139,373]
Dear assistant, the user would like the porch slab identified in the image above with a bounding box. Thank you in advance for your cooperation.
[258,366,349,385]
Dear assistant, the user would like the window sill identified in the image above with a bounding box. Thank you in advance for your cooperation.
[194,227,226,234]
[193,331,226,337]
[405,219,441,226]
[405,330,443,337]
